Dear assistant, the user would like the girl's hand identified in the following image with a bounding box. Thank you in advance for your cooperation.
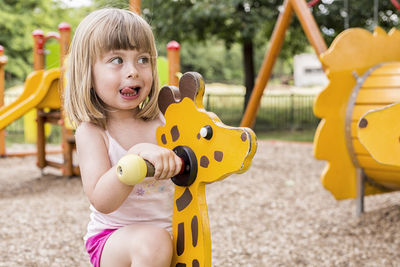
[128,143,182,180]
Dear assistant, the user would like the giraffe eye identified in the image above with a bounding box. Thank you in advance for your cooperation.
[200,125,213,140]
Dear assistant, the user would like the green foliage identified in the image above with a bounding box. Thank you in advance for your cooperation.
[4,0,399,90]
[179,40,244,84]
[142,0,280,45]
[313,0,400,44]
[92,0,129,9]
[0,0,95,87]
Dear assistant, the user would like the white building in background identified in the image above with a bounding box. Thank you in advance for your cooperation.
[293,53,328,87]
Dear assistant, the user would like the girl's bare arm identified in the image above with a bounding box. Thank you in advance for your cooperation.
[76,122,132,213]
[75,122,182,214]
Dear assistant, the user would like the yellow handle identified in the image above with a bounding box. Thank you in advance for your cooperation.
[116,154,150,186]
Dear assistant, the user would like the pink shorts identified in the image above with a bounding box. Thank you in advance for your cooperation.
[85,229,118,267]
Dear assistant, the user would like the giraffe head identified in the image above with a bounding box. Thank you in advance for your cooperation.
[156,72,257,185]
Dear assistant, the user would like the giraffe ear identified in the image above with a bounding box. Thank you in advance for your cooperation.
[158,85,181,115]
[158,72,206,115]
[179,72,205,108]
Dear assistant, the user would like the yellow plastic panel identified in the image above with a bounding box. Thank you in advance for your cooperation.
[351,122,359,137]
[356,154,400,172]
[23,109,52,143]
[0,71,44,121]
[358,102,400,167]
[37,79,61,109]
[0,68,60,130]
[352,138,370,155]
[364,169,400,188]
[355,88,400,104]
[371,63,400,74]
[362,75,400,88]
[352,105,385,121]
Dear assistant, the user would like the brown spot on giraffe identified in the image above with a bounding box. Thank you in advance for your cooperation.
[176,188,193,212]
[214,151,223,162]
[177,223,185,256]
[161,134,167,145]
[171,125,180,142]
[200,156,209,168]
[191,216,198,247]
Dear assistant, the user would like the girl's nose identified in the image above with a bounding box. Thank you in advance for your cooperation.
[126,64,139,79]
[127,72,139,79]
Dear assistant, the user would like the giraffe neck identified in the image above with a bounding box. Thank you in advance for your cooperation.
[172,182,211,267]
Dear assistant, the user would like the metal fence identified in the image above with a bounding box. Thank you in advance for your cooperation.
[204,92,319,131]
[3,92,320,143]
[4,93,24,139]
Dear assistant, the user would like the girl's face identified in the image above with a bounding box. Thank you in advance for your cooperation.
[92,49,153,115]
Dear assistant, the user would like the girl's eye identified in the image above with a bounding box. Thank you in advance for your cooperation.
[138,56,150,65]
[110,57,123,64]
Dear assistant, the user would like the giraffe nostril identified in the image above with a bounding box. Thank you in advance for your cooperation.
[241,132,247,141]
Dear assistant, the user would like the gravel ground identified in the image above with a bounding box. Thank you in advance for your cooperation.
[0,140,399,266]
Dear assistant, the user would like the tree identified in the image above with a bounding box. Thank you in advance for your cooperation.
[141,0,290,110]
[89,0,400,112]
[313,0,400,44]
[0,0,92,86]
[90,0,314,110]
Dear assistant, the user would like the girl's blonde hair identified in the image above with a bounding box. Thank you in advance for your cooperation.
[64,8,160,128]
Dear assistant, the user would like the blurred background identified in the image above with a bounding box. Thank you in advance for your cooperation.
[1,0,399,143]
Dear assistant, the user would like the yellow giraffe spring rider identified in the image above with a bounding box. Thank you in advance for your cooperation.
[117,72,257,267]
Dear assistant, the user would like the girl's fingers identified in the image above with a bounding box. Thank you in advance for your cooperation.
[160,153,181,179]
[167,156,176,178]
[158,150,170,180]
[153,161,162,180]
[174,156,182,176]
[141,148,183,180]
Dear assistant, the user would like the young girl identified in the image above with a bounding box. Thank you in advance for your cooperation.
[64,8,182,267]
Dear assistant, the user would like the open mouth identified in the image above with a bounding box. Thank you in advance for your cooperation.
[119,86,140,98]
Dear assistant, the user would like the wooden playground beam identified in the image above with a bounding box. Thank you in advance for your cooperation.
[167,41,181,87]
[291,0,327,57]
[130,0,141,15]
[240,0,327,128]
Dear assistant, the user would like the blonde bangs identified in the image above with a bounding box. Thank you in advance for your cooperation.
[90,10,157,62]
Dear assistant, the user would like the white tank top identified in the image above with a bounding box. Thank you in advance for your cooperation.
[84,131,174,241]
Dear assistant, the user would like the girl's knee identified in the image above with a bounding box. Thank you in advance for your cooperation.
[129,226,173,265]
[101,225,172,266]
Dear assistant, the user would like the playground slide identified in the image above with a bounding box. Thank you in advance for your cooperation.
[0,68,61,130]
